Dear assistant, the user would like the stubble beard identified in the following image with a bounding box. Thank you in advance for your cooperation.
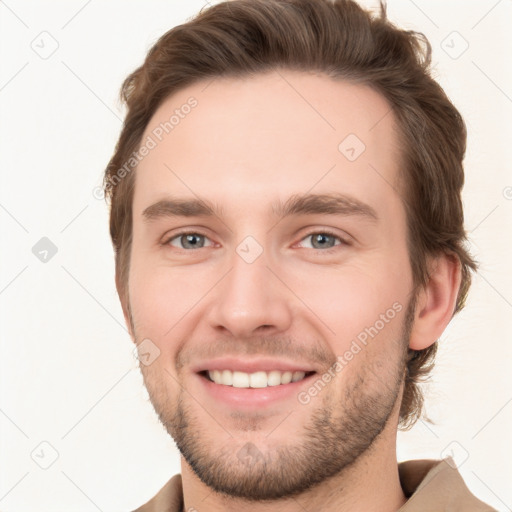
[137,300,414,501]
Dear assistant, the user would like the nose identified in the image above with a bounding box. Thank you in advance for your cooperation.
[205,246,293,338]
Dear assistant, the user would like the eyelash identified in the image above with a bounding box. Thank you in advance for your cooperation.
[161,229,350,254]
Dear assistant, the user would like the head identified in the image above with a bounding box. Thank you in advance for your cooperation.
[104,0,476,500]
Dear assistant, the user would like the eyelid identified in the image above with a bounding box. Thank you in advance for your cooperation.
[294,229,351,251]
[161,227,351,252]
[161,229,215,249]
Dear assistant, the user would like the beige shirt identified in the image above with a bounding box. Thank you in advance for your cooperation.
[132,458,496,511]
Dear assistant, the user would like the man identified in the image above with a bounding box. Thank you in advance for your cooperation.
[103,0,494,510]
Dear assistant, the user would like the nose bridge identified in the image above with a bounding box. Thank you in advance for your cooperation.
[206,237,292,336]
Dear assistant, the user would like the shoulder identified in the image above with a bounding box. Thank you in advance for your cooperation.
[399,458,497,511]
[131,473,183,512]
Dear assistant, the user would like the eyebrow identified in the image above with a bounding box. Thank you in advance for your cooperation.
[142,193,378,223]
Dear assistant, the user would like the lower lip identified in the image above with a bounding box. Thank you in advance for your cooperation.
[196,372,317,409]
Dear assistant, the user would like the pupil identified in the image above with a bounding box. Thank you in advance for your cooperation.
[184,234,203,248]
[314,234,332,248]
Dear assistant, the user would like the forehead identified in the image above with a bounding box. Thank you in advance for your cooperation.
[134,70,403,221]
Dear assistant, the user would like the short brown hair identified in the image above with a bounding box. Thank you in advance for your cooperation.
[103,0,477,428]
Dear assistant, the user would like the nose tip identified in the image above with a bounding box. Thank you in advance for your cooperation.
[205,258,293,339]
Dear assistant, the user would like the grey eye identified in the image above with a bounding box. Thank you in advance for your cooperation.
[169,233,212,249]
[309,233,338,249]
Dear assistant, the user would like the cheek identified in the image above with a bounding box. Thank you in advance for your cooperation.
[293,259,409,352]
[128,257,210,343]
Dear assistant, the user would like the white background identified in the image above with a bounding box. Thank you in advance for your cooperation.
[0,0,511,510]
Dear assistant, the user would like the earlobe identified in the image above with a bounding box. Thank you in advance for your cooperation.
[408,253,462,351]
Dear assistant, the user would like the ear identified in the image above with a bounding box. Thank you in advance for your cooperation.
[409,253,461,350]
[116,271,135,341]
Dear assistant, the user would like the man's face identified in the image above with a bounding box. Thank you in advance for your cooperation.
[126,70,416,499]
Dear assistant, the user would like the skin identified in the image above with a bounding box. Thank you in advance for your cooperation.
[120,69,461,511]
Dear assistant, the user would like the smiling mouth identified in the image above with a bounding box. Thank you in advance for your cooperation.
[199,369,317,388]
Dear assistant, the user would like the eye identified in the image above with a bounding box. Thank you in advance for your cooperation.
[297,230,348,253]
[161,229,349,253]
[164,232,214,250]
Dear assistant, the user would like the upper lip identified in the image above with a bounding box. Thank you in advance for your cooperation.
[191,357,318,374]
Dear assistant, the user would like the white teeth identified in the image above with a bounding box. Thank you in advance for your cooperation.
[291,371,304,382]
[267,370,282,386]
[221,369,233,385]
[207,369,308,388]
[281,371,292,384]
[232,371,250,388]
[249,371,268,388]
